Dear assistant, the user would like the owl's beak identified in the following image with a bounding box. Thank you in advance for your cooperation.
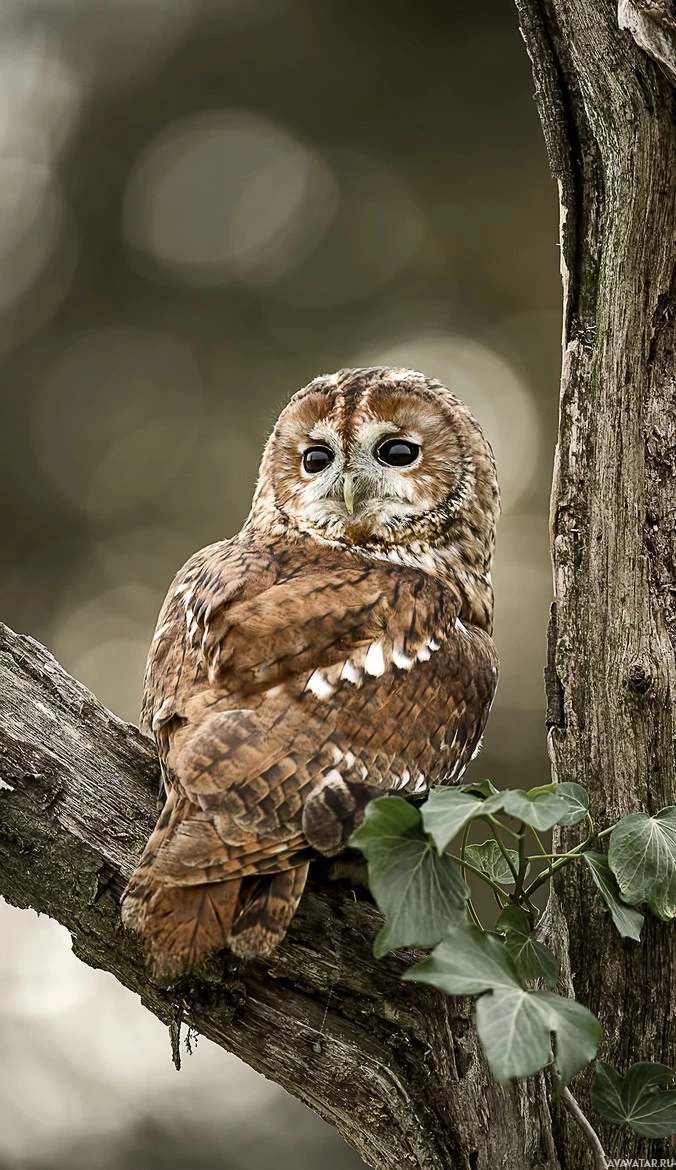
[343,472,356,515]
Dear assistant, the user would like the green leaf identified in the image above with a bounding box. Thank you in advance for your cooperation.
[538,993,602,1089]
[496,905,559,986]
[349,797,469,957]
[476,989,552,1081]
[592,1061,676,1138]
[591,1060,626,1123]
[502,788,570,831]
[608,806,676,920]
[403,922,521,995]
[476,989,600,1087]
[421,788,503,853]
[583,851,644,940]
[405,924,600,1087]
[552,783,589,826]
[465,840,522,886]
[461,779,500,799]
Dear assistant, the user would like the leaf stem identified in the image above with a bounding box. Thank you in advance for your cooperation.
[466,899,483,929]
[481,816,519,884]
[458,820,486,927]
[596,824,616,840]
[513,823,529,899]
[452,853,508,902]
[530,827,550,857]
[485,814,520,840]
[551,1071,608,1170]
[523,833,594,897]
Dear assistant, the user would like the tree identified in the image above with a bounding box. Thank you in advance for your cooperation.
[1,1,674,1166]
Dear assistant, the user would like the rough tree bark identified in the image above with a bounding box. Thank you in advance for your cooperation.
[0,3,674,1169]
[516,0,676,1164]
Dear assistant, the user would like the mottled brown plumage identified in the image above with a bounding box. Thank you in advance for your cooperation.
[121,367,500,974]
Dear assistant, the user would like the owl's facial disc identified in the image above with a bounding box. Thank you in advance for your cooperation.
[291,418,437,541]
[252,368,499,565]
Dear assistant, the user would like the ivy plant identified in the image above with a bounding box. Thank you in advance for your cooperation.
[350,783,676,1142]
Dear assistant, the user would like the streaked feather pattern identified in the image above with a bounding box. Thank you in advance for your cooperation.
[121,367,499,974]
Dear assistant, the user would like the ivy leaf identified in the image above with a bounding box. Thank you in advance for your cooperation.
[592,1061,676,1137]
[421,788,504,853]
[477,988,599,1087]
[496,905,559,986]
[465,840,522,886]
[501,788,570,831]
[461,779,501,799]
[552,783,589,826]
[475,989,552,1081]
[403,922,521,996]
[404,924,600,1087]
[583,851,644,940]
[591,1059,626,1123]
[537,993,602,1089]
[608,807,676,920]
[349,797,469,957]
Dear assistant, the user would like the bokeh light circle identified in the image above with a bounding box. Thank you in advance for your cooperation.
[0,159,67,316]
[275,150,425,306]
[123,109,339,285]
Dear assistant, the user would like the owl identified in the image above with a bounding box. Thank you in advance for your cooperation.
[121,367,500,975]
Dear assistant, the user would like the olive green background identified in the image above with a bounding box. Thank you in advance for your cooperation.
[0,1,559,1166]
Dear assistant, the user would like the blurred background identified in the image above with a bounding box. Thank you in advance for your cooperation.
[0,0,561,1166]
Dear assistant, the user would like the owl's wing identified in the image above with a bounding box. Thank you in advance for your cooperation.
[124,539,497,971]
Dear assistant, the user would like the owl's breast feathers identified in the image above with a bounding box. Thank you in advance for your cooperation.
[122,535,498,974]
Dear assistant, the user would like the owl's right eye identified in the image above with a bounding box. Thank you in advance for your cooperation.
[302,446,334,474]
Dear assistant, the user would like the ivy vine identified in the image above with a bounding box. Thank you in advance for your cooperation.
[349,781,676,1145]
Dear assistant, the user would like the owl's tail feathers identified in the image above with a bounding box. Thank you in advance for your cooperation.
[122,865,310,975]
[227,863,310,959]
[121,786,310,974]
[120,785,243,977]
[122,876,243,978]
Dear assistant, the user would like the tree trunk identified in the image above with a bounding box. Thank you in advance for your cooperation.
[516,0,676,1163]
[0,3,674,1168]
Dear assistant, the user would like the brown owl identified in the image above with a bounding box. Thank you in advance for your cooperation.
[121,367,500,975]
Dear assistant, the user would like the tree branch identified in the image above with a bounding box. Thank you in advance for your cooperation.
[0,621,558,1170]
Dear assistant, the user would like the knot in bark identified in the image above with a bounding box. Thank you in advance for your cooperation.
[626,662,653,695]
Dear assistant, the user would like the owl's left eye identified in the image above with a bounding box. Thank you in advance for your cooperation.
[376,438,421,467]
[302,446,334,474]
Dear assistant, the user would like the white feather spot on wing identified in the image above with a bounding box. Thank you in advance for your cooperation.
[392,646,415,670]
[364,641,386,677]
[152,698,174,730]
[305,669,335,700]
[413,772,427,793]
[340,659,362,685]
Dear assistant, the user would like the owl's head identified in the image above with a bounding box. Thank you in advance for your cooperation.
[250,367,499,616]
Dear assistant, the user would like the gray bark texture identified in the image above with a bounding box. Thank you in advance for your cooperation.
[0,2,674,1168]
[517,0,676,1163]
